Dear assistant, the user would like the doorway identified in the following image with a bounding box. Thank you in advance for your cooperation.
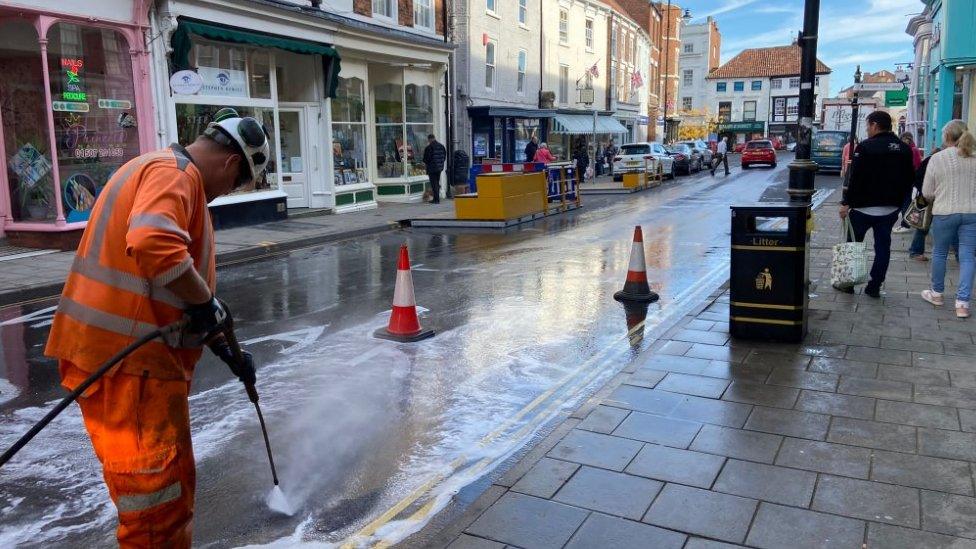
[278,107,312,208]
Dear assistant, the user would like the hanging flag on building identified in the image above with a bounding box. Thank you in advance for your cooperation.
[588,63,600,78]
[630,70,644,89]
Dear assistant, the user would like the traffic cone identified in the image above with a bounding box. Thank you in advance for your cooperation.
[374,244,435,342]
[614,226,659,303]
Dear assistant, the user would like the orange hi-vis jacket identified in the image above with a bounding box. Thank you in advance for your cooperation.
[45,145,216,381]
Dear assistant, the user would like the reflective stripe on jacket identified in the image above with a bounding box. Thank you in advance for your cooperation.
[45,145,216,380]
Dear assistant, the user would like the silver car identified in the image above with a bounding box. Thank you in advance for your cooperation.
[678,140,713,165]
[612,142,676,180]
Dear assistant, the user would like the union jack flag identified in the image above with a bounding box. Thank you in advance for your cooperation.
[630,70,644,89]
[588,63,600,78]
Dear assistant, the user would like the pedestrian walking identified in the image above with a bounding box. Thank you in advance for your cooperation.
[605,139,618,176]
[840,138,857,180]
[920,120,976,318]
[838,110,915,297]
[711,137,730,176]
[574,138,589,185]
[533,142,556,164]
[595,143,604,176]
[43,108,267,546]
[907,149,939,261]
[894,132,924,233]
[524,135,538,164]
[423,134,447,204]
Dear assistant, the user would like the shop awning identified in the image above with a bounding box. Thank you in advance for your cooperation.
[171,18,342,98]
[551,113,628,135]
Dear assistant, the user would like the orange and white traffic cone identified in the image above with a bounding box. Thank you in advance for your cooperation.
[614,226,659,303]
[374,244,435,342]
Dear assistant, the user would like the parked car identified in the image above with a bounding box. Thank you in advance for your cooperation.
[667,143,704,175]
[741,140,777,169]
[811,130,848,173]
[677,140,712,165]
[769,137,786,150]
[612,142,676,180]
[786,141,797,152]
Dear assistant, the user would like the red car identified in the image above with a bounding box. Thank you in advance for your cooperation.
[741,140,777,169]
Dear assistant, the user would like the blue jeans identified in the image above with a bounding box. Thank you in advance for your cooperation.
[848,209,899,288]
[909,228,927,257]
[931,213,976,303]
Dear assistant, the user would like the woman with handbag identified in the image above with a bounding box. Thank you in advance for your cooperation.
[920,120,976,318]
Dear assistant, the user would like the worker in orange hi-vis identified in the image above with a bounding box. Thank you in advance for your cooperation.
[44,107,270,547]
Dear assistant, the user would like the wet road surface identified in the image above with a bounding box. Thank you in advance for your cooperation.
[0,157,840,547]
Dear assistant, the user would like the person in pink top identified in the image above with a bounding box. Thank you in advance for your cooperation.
[894,132,925,233]
[533,142,556,164]
[841,139,857,180]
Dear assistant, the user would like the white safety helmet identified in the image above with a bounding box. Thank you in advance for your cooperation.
[204,107,271,188]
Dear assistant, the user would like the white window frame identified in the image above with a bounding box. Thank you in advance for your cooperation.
[413,0,434,32]
[517,50,527,94]
[771,78,782,89]
[372,0,397,21]
[518,0,527,25]
[682,96,692,110]
[559,64,569,104]
[559,11,568,44]
[684,43,693,53]
[683,69,693,87]
[743,100,757,121]
[585,19,594,50]
[487,0,497,15]
[789,77,800,88]
[485,41,496,90]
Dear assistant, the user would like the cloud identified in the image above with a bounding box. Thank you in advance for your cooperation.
[754,5,797,14]
[696,0,759,19]
[825,51,904,67]
[818,0,919,46]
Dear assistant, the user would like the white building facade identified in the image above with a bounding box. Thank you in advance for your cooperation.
[704,45,830,145]
[677,16,720,114]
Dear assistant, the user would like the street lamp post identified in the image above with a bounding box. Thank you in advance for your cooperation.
[662,0,672,144]
[845,65,863,191]
[787,0,821,204]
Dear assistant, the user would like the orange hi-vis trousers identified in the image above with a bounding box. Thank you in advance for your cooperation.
[62,361,196,548]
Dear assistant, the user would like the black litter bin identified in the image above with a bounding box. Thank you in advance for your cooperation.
[730,204,810,342]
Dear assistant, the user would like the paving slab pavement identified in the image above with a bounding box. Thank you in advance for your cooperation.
[427,193,976,548]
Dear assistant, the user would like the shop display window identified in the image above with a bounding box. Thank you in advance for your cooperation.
[191,40,270,100]
[1,20,55,222]
[372,76,437,180]
[174,104,278,193]
[46,23,141,223]
[332,77,369,185]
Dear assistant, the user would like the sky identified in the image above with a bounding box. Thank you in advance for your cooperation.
[679,0,922,96]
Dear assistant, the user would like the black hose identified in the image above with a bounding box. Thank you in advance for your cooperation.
[0,321,183,469]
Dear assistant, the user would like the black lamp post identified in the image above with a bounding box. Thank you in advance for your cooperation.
[787,0,821,204]
[844,65,863,191]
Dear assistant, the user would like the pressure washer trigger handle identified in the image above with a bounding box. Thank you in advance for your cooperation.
[245,382,259,404]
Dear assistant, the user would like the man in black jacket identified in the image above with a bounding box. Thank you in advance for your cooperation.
[524,136,538,163]
[423,134,447,204]
[839,110,915,297]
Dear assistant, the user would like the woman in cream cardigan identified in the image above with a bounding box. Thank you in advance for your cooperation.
[921,120,976,318]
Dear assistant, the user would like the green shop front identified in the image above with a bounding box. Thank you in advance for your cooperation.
[717,121,767,145]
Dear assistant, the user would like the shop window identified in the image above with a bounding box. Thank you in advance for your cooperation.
[485,42,495,90]
[517,50,527,94]
[372,75,436,180]
[373,0,396,19]
[192,40,269,99]
[786,97,799,119]
[46,23,141,223]
[175,104,277,193]
[743,100,757,121]
[414,0,434,31]
[375,82,404,178]
[1,20,55,222]
[518,0,527,25]
[559,11,568,44]
[559,65,569,104]
[514,118,539,161]
[332,77,369,186]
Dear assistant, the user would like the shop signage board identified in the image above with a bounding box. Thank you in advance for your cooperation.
[197,67,247,97]
[635,115,649,126]
[98,99,132,109]
[852,82,905,92]
[170,70,204,95]
[885,88,908,107]
[718,121,765,133]
[52,101,90,113]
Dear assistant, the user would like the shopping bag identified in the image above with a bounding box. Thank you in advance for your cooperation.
[831,218,868,289]
[903,193,932,230]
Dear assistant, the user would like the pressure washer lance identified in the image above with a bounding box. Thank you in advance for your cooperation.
[221,312,279,486]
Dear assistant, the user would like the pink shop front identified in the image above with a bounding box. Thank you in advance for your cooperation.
[0,7,154,249]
